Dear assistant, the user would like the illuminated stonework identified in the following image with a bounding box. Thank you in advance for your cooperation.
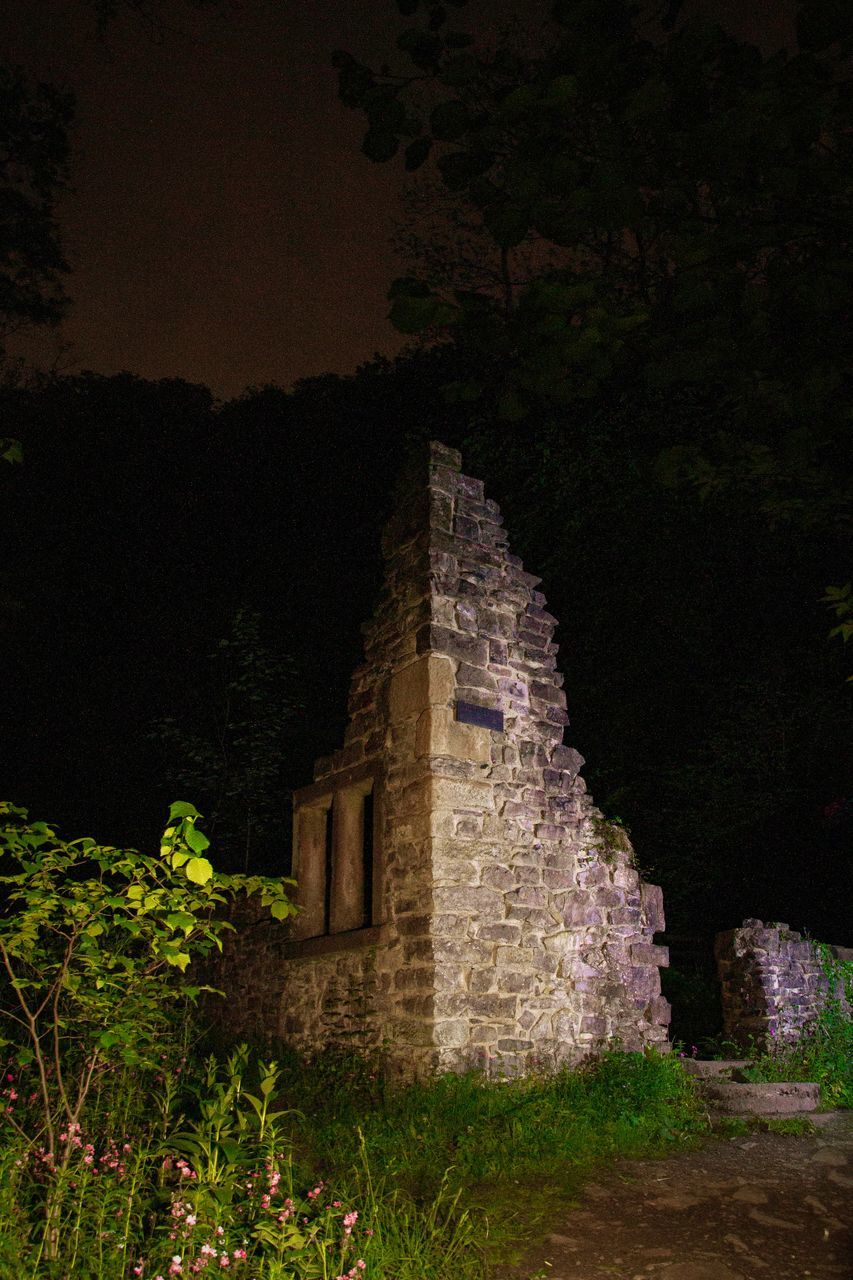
[210,441,670,1076]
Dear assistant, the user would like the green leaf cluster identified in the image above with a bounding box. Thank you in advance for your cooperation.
[0,799,295,1176]
[0,66,73,350]
[336,0,852,533]
[150,608,303,874]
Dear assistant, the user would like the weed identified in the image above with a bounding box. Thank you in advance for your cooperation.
[761,1116,817,1136]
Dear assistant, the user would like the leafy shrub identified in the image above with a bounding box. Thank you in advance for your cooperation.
[0,801,294,1269]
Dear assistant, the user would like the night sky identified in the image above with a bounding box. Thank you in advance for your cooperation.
[3,0,794,398]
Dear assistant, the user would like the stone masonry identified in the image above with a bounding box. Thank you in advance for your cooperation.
[716,919,852,1053]
[209,441,671,1077]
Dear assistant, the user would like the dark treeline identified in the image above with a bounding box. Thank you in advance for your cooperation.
[2,350,849,941]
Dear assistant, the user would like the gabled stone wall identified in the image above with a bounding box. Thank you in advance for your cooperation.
[716,920,852,1053]
[208,441,670,1076]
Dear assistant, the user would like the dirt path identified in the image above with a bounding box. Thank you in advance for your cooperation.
[495,1113,853,1280]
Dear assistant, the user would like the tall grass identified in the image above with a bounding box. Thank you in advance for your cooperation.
[276,1045,707,1267]
[0,1045,708,1279]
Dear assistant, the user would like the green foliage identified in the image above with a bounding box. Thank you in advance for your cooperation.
[589,814,636,868]
[0,437,22,463]
[0,801,295,1263]
[762,1115,818,1136]
[1,973,707,1280]
[277,1047,706,1266]
[0,66,72,350]
[338,0,851,534]
[151,609,303,873]
[0,1045,374,1279]
[824,583,853,680]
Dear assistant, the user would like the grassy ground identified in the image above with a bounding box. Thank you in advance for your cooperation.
[273,1045,710,1275]
[0,1044,709,1279]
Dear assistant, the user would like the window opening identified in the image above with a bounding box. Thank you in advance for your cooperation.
[323,804,334,935]
[362,787,374,929]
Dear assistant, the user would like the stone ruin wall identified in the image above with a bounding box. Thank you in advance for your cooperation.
[716,920,853,1053]
[209,441,670,1077]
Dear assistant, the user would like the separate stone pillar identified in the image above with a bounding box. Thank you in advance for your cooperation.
[715,919,852,1052]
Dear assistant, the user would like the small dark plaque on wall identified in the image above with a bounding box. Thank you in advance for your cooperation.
[456,700,504,732]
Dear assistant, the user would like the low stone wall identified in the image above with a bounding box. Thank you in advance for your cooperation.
[203,894,388,1059]
[715,919,852,1053]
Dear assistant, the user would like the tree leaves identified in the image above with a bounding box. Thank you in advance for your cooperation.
[184,855,213,885]
[429,100,470,140]
[362,129,399,162]
[168,800,199,821]
[796,0,853,52]
[184,823,210,854]
[337,0,853,491]
[405,136,432,170]
[0,67,73,342]
[387,278,459,332]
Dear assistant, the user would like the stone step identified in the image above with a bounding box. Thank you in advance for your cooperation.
[682,1058,751,1079]
[699,1079,820,1116]
[681,1060,821,1114]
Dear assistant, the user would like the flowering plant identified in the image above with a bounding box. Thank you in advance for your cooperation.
[0,801,295,1263]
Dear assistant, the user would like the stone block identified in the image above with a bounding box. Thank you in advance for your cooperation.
[412,706,491,762]
[648,995,671,1025]
[530,681,566,706]
[469,994,518,1019]
[432,923,474,952]
[416,624,489,668]
[433,884,503,917]
[400,994,433,1018]
[477,923,522,943]
[630,943,670,968]
[456,662,497,690]
[469,1023,499,1043]
[432,854,480,885]
[632,883,661,934]
[475,868,516,901]
[501,973,536,994]
[535,823,567,841]
[495,945,536,968]
[393,966,434,991]
[432,775,495,810]
[389,654,455,722]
